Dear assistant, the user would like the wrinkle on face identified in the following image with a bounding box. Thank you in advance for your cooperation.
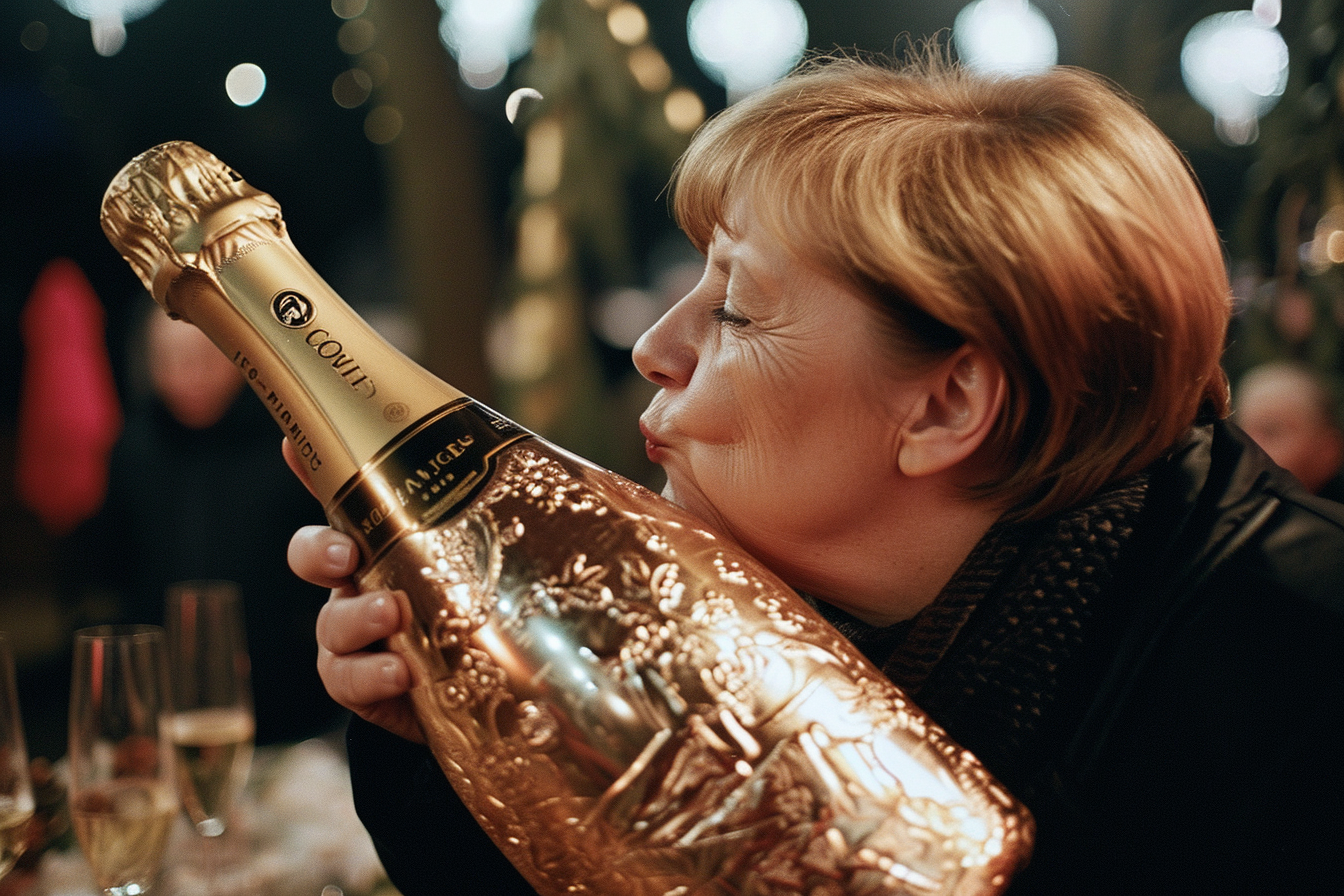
[635,202,922,574]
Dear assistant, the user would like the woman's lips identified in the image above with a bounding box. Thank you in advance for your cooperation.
[639,421,667,463]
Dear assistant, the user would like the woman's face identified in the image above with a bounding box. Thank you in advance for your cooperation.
[633,204,923,584]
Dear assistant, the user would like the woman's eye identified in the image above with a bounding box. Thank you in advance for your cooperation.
[712,305,751,327]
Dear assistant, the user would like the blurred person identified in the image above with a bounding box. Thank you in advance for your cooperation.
[1234,360,1344,501]
[143,308,246,430]
[288,53,1344,895]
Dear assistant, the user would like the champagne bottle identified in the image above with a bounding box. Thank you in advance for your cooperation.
[101,142,1033,896]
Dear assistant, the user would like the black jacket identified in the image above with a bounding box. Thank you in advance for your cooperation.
[975,420,1344,893]
[345,421,1344,895]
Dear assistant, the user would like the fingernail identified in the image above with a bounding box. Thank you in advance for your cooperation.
[326,541,353,568]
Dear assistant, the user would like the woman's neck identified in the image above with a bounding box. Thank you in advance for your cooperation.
[766,488,1007,628]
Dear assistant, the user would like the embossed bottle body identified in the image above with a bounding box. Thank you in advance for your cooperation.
[101,142,1032,896]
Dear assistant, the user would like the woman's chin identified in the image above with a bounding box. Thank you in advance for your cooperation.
[659,482,735,542]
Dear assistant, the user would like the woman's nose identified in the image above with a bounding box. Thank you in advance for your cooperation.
[632,300,696,389]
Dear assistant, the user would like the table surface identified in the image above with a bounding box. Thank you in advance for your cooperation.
[6,738,402,896]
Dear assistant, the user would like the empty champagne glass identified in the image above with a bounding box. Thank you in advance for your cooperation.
[0,633,34,881]
[68,625,178,896]
[165,580,255,839]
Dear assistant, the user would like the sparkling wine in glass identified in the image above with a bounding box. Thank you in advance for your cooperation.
[165,580,255,839]
[0,633,34,882]
[68,625,179,896]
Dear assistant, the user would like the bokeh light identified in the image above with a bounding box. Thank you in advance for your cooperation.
[332,68,374,109]
[51,0,169,56]
[436,0,541,91]
[331,0,368,19]
[364,105,404,144]
[488,291,563,382]
[607,3,649,47]
[591,287,663,349]
[225,63,267,107]
[1252,0,1282,28]
[506,87,545,125]
[516,202,568,281]
[338,18,378,55]
[50,0,169,24]
[20,22,49,52]
[522,115,563,196]
[687,0,808,101]
[1181,9,1289,145]
[663,87,706,133]
[628,45,672,92]
[953,0,1057,76]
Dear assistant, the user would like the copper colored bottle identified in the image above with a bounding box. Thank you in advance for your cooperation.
[101,141,1033,896]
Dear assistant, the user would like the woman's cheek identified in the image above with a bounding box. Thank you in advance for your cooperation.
[700,445,783,529]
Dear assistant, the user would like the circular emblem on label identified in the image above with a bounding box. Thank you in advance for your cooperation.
[384,402,409,423]
[272,290,315,328]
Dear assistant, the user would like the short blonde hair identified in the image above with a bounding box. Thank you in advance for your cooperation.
[672,54,1232,519]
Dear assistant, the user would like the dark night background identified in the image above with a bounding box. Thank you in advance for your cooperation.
[0,0,1329,759]
[0,0,1296,423]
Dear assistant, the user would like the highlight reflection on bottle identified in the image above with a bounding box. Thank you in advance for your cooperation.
[101,141,1033,896]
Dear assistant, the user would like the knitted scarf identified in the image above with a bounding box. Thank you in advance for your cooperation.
[809,473,1151,793]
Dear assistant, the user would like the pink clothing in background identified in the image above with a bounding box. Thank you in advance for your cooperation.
[15,258,123,535]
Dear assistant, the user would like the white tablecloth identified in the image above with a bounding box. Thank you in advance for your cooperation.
[32,738,399,896]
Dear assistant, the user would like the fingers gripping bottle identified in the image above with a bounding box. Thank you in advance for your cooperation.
[101,141,1033,896]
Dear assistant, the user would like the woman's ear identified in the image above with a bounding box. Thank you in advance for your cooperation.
[896,344,1007,479]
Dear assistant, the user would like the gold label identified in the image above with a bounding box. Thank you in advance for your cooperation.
[333,400,530,564]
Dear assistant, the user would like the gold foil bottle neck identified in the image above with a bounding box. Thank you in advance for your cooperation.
[100,141,285,316]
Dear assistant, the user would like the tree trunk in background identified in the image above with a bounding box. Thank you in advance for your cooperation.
[366,0,498,400]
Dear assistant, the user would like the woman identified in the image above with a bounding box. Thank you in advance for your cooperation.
[289,54,1344,894]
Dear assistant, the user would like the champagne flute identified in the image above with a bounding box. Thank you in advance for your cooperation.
[0,633,34,881]
[68,625,179,895]
[164,580,255,839]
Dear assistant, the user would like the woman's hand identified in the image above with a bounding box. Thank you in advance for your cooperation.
[287,524,425,745]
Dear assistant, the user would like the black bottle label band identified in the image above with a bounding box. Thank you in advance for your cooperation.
[332,400,531,564]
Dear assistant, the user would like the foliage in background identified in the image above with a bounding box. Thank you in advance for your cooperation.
[1230,0,1344,412]
[492,0,697,476]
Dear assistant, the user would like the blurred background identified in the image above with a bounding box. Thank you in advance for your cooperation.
[2,0,1343,762]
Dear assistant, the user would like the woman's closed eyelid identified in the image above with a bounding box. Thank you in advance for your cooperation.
[712,305,751,327]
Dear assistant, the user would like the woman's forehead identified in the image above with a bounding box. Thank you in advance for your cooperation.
[720,190,815,251]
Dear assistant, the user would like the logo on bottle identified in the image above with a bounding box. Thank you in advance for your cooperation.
[269,289,376,398]
[272,290,315,327]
